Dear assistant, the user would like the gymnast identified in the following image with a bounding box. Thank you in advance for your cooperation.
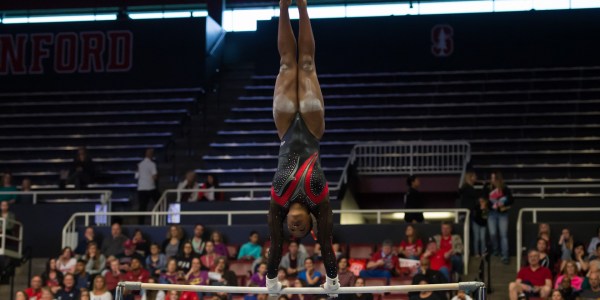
[266,0,339,295]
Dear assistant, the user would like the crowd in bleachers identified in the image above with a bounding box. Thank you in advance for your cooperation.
[16,220,474,300]
[508,224,600,300]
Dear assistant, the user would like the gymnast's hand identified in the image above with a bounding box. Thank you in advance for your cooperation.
[321,276,340,298]
[267,276,283,295]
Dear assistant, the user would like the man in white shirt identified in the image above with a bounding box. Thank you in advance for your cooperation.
[136,148,157,224]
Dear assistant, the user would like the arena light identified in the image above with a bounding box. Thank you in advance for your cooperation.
[192,11,209,17]
[418,1,494,15]
[492,0,533,12]
[532,0,570,10]
[128,12,164,19]
[2,14,117,24]
[162,11,192,18]
[346,4,411,17]
[392,212,455,220]
[570,0,600,9]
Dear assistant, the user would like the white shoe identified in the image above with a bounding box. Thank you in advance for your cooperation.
[267,276,283,295]
[321,276,340,297]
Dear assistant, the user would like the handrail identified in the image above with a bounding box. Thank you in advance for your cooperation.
[62,208,470,274]
[0,190,112,206]
[0,217,24,259]
[516,207,600,272]
[476,183,600,199]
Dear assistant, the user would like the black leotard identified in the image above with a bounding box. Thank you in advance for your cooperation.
[267,112,337,280]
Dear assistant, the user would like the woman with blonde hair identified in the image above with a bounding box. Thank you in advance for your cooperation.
[91,275,113,300]
[484,171,513,264]
[554,260,584,292]
[162,225,185,259]
[83,242,106,276]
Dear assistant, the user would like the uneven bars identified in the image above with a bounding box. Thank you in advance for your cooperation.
[117,281,485,295]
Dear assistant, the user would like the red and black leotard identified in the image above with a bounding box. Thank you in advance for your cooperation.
[267,112,337,280]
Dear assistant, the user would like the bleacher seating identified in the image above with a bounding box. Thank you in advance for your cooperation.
[0,89,202,202]
[203,66,600,198]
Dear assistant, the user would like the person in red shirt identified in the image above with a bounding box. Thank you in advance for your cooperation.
[104,259,124,293]
[433,222,464,277]
[358,240,399,284]
[399,225,423,260]
[124,257,150,298]
[25,276,42,300]
[508,249,552,300]
[422,240,450,281]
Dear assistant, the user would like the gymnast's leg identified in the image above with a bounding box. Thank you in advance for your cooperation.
[297,0,325,139]
[273,0,299,140]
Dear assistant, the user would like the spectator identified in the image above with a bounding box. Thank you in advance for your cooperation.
[211,231,229,258]
[25,276,43,300]
[297,258,321,287]
[55,273,80,300]
[178,171,200,202]
[557,276,577,300]
[450,290,472,300]
[410,279,444,300]
[213,257,238,286]
[399,224,423,260]
[582,262,600,289]
[162,225,185,259]
[14,290,27,300]
[146,243,167,276]
[554,260,584,291]
[74,259,91,290]
[186,257,209,285]
[551,289,565,300]
[337,257,356,287]
[252,247,269,274]
[508,249,552,300]
[459,173,488,259]
[276,268,290,288]
[83,242,106,276]
[40,287,54,300]
[433,222,464,276]
[136,148,158,224]
[132,229,150,257]
[101,222,128,257]
[141,277,166,300]
[116,240,145,272]
[280,241,308,277]
[312,242,343,262]
[0,174,18,204]
[359,240,399,284]
[159,258,181,284]
[404,175,424,223]
[410,256,447,300]
[573,242,589,273]
[76,226,101,255]
[288,278,312,300]
[535,238,552,270]
[238,231,262,260]
[201,241,220,271]
[0,201,16,234]
[484,171,513,265]
[91,275,112,300]
[580,272,600,299]
[198,174,224,201]
[68,147,96,189]
[557,228,575,270]
[250,262,268,287]
[176,241,197,273]
[587,227,600,259]
[17,178,33,203]
[590,244,600,261]
[104,259,124,293]
[191,224,207,256]
[348,278,373,300]
[41,258,63,293]
[57,247,77,275]
[421,240,451,282]
[124,257,151,283]
[80,288,91,300]
[167,290,181,300]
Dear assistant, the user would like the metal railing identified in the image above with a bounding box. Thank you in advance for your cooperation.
[62,208,470,274]
[0,190,112,206]
[0,217,24,259]
[516,207,600,271]
[351,141,471,182]
[507,184,600,199]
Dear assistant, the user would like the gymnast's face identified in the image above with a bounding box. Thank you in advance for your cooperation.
[287,204,311,238]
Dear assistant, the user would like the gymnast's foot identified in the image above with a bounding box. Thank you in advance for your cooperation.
[296,0,307,8]
[280,0,291,8]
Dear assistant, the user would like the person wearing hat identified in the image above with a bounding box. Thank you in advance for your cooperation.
[116,239,145,272]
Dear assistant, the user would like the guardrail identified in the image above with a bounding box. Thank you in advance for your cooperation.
[0,190,112,205]
[0,217,24,259]
[515,207,600,271]
[62,208,470,274]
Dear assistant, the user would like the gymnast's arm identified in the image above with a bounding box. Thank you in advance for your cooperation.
[267,201,286,280]
[314,198,338,280]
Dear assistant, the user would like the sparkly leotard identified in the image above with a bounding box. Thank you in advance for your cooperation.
[267,113,337,280]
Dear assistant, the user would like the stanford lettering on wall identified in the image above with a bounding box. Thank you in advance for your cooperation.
[0,31,133,75]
